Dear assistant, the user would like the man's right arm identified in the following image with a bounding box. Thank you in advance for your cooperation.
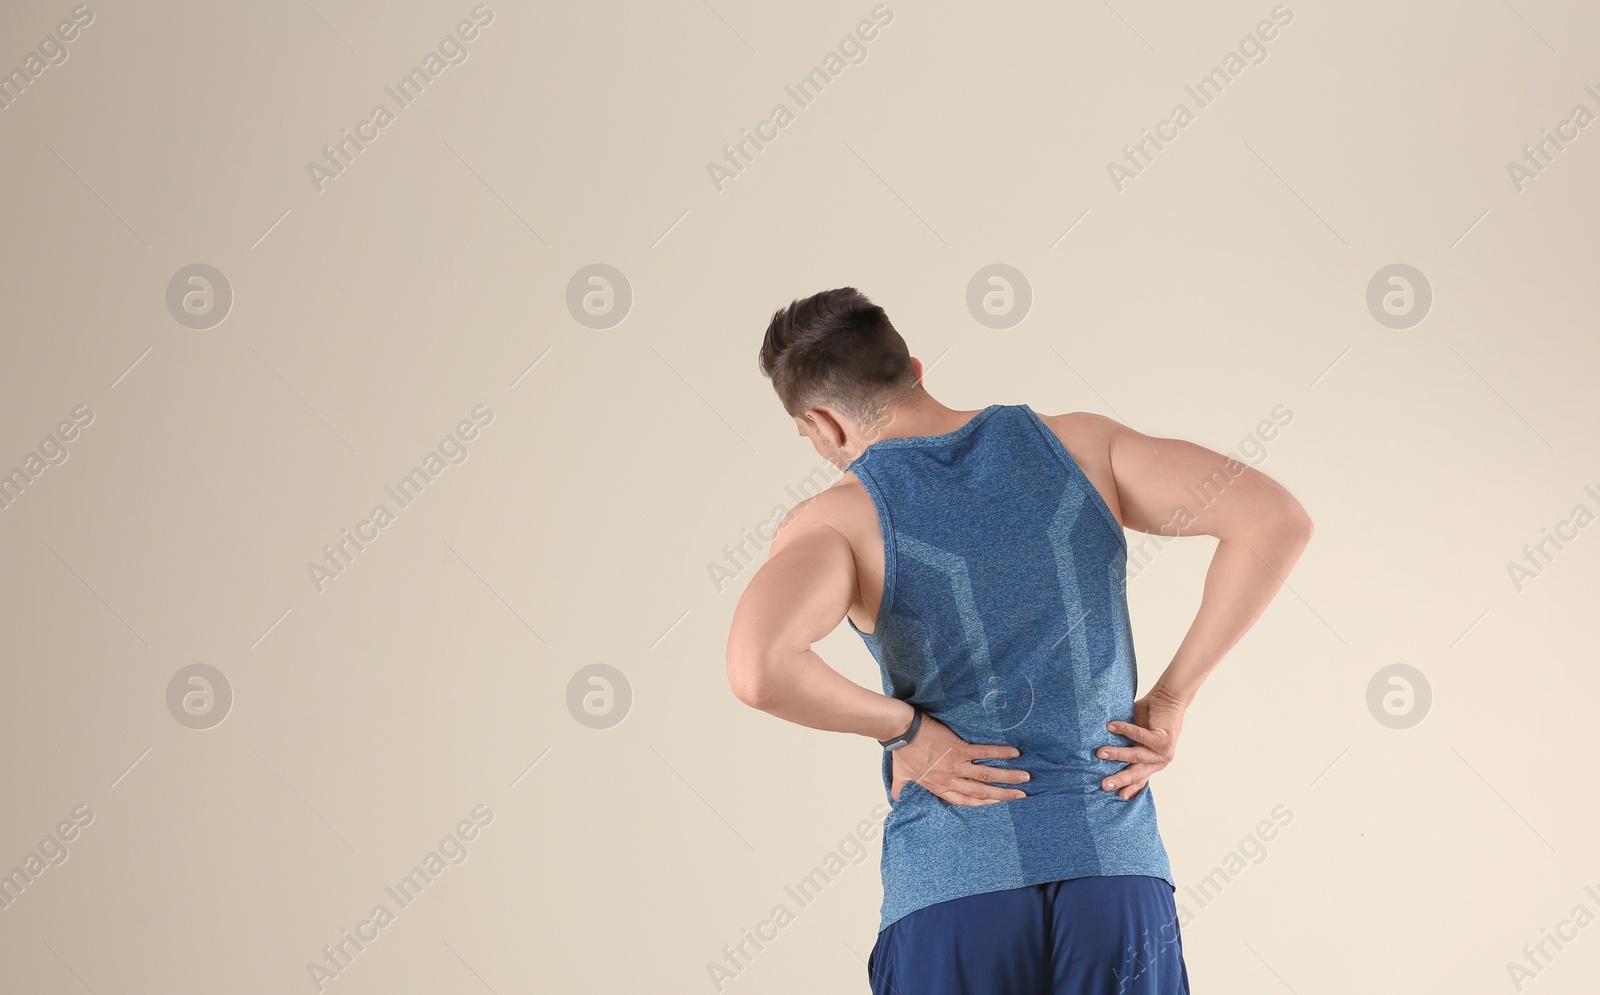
[1101,414,1314,706]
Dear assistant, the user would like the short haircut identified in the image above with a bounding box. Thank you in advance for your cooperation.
[758,287,920,427]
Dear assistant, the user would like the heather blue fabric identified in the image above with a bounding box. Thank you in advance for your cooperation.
[866,875,1190,995]
[846,403,1174,935]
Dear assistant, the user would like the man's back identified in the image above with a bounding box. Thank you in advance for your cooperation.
[824,406,1124,636]
[804,402,1174,933]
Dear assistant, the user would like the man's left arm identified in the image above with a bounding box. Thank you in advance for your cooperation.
[726,500,1033,807]
[725,504,914,744]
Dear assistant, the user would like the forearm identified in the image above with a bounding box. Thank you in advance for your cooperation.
[1151,520,1312,704]
[735,647,914,742]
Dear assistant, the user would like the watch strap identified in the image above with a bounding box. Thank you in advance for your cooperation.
[878,706,923,750]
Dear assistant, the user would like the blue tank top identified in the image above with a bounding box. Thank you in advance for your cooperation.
[846,402,1174,933]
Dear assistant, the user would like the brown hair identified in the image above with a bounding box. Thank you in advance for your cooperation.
[758,287,920,425]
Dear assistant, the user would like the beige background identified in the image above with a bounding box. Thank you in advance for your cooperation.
[1,0,1597,992]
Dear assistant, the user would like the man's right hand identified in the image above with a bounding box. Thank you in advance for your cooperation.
[890,714,1029,806]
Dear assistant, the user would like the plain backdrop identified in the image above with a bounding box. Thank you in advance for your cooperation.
[1,1,1597,993]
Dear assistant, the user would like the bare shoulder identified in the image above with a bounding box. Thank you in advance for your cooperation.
[766,472,872,557]
[1036,410,1122,462]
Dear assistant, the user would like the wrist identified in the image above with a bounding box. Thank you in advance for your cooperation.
[874,700,918,745]
[1150,682,1195,708]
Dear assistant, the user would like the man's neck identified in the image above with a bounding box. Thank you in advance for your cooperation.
[858,397,981,447]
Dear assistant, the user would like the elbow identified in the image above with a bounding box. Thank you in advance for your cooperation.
[726,608,786,709]
[726,650,774,710]
[1277,500,1314,548]
[729,672,770,710]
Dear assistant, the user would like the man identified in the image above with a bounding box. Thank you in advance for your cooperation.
[725,287,1313,994]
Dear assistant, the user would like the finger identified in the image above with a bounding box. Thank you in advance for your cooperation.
[1101,762,1165,793]
[950,778,1029,802]
[1096,744,1164,765]
[1106,720,1163,750]
[964,743,1022,761]
[1109,723,1175,761]
[1120,778,1150,800]
[962,763,1030,786]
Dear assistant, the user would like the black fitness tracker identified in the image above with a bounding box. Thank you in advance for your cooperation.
[878,705,923,750]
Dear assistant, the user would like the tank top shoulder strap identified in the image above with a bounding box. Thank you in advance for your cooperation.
[1009,403,1126,546]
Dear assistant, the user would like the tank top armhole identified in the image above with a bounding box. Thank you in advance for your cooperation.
[1015,404,1128,554]
[846,463,897,641]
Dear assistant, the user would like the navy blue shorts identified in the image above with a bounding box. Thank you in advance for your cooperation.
[867,875,1190,995]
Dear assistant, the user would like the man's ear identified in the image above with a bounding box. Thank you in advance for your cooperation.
[802,405,848,451]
